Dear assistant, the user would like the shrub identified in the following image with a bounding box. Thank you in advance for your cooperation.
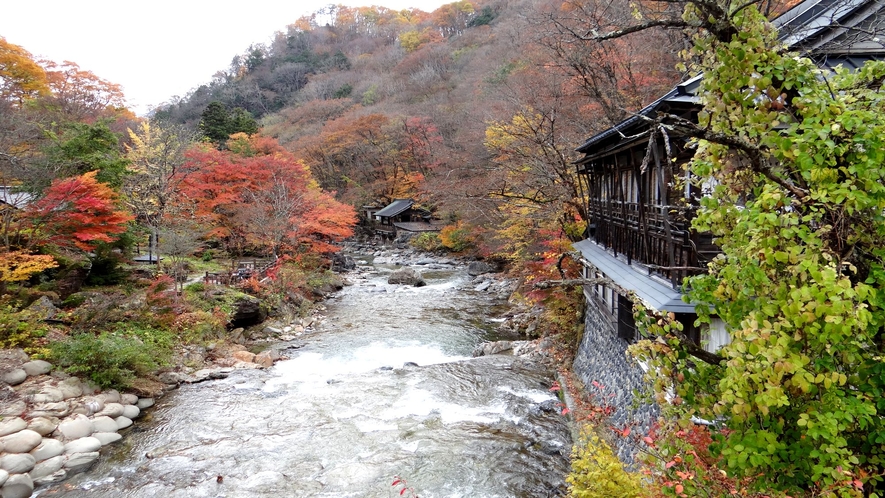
[439,221,476,252]
[411,232,442,251]
[567,429,644,498]
[49,332,168,389]
[0,303,49,355]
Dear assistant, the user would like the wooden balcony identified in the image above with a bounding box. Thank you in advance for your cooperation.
[587,199,717,287]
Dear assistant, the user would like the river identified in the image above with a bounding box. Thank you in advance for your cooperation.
[38,253,572,497]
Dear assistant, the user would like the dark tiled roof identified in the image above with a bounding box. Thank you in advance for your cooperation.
[375,199,413,217]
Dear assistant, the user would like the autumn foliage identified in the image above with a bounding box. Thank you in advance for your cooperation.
[24,171,133,252]
[177,135,355,256]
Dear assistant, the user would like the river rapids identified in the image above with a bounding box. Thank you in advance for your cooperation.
[38,254,572,497]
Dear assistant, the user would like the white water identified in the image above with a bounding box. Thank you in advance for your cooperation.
[40,259,571,497]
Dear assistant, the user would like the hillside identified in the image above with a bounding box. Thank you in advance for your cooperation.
[154,0,684,232]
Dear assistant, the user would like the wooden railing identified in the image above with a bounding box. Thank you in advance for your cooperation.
[204,259,277,287]
[587,200,717,287]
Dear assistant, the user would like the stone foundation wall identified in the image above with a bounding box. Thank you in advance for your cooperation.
[571,296,658,465]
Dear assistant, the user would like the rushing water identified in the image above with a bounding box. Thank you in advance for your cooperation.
[39,257,572,497]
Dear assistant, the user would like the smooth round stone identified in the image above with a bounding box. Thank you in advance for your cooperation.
[0,430,42,453]
[0,469,7,486]
[90,416,118,433]
[121,404,140,419]
[121,394,138,405]
[92,432,122,445]
[29,401,69,418]
[0,418,27,437]
[0,400,26,418]
[97,403,124,418]
[27,417,58,437]
[28,455,65,479]
[33,469,67,486]
[135,398,154,410]
[57,414,94,440]
[0,473,34,498]
[114,416,133,430]
[21,360,52,377]
[29,438,64,461]
[57,379,83,399]
[28,387,63,403]
[64,451,99,474]
[100,390,121,404]
[64,437,101,454]
[0,453,35,474]
[1,369,26,386]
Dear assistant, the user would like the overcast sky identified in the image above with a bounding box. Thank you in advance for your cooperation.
[1,0,449,115]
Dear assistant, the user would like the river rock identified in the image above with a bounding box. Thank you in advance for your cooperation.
[29,455,65,480]
[121,394,138,405]
[2,369,27,386]
[115,416,133,430]
[92,432,122,445]
[29,438,64,461]
[0,400,26,418]
[473,341,514,357]
[64,451,99,474]
[26,417,57,437]
[100,390,121,404]
[254,350,281,367]
[24,295,59,321]
[56,379,83,400]
[467,261,495,276]
[0,469,6,487]
[0,473,33,498]
[57,414,94,440]
[388,267,426,287]
[29,401,70,418]
[0,418,27,437]
[64,437,102,454]
[229,295,266,327]
[0,453,35,474]
[33,469,67,486]
[135,398,154,410]
[121,404,140,419]
[28,387,64,404]
[0,430,42,453]
[474,281,491,292]
[232,351,256,363]
[21,360,52,378]
[97,403,124,418]
[90,416,118,433]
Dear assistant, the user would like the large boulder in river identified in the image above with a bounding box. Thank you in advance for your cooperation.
[229,295,266,328]
[330,253,356,272]
[467,261,496,276]
[388,267,426,287]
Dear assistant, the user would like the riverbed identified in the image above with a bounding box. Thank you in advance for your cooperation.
[38,255,572,497]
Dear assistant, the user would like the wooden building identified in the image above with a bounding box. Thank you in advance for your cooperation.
[372,199,439,237]
[573,0,885,351]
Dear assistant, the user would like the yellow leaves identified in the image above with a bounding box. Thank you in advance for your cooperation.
[0,250,57,283]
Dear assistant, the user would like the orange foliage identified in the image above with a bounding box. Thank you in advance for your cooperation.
[177,135,355,255]
[25,171,133,252]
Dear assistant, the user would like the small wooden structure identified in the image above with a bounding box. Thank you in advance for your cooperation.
[204,259,276,286]
[372,199,436,238]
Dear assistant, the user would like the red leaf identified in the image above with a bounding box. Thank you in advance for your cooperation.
[400,488,407,496]
[665,460,677,469]
[675,484,684,494]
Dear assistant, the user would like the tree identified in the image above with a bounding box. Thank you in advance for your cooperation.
[35,121,130,189]
[0,37,50,104]
[198,101,259,146]
[23,170,132,253]
[42,60,128,122]
[176,135,355,257]
[576,0,885,494]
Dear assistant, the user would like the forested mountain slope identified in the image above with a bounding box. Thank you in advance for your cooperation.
[155,0,684,234]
